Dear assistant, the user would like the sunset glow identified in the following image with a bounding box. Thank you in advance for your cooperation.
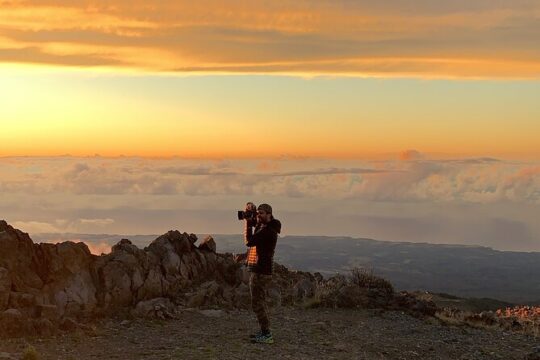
[0,1,539,250]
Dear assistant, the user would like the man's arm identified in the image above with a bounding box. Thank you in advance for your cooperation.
[244,220,253,246]
[244,220,259,247]
[245,224,277,247]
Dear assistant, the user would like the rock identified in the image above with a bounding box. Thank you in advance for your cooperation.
[198,309,224,317]
[293,279,316,299]
[200,281,221,297]
[232,284,251,309]
[148,231,192,256]
[132,298,175,319]
[186,291,206,308]
[53,290,68,316]
[111,238,133,252]
[0,308,31,337]
[0,267,10,311]
[0,222,43,291]
[478,311,496,325]
[8,292,36,308]
[38,241,98,316]
[60,317,80,331]
[36,304,60,321]
[137,267,163,301]
[179,260,189,279]
[0,352,15,359]
[99,260,133,307]
[2,308,22,317]
[33,318,56,336]
[162,251,181,276]
[198,235,216,253]
[392,291,437,317]
[236,267,250,285]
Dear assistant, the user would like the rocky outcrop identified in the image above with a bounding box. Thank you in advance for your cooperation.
[0,220,442,338]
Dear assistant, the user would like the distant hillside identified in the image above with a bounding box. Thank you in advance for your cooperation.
[421,292,515,312]
[34,233,540,304]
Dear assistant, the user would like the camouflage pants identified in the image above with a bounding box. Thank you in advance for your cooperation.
[249,272,272,331]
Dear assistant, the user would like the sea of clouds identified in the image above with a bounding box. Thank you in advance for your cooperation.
[1,153,538,251]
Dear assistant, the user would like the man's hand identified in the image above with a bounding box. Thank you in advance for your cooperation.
[245,202,257,227]
[246,202,256,212]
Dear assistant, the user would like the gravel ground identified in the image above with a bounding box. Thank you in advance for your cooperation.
[0,307,537,360]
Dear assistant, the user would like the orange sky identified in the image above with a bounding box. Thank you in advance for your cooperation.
[0,1,539,78]
[1,1,540,159]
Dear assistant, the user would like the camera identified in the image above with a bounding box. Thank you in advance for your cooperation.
[237,202,257,221]
[237,210,256,221]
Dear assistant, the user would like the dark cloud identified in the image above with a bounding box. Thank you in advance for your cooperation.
[0,46,128,67]
[269,168,390,177]
[154,166,238,176]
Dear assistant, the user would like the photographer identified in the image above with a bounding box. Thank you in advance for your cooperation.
[242,203,281,344]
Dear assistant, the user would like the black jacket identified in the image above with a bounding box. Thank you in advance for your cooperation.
[244,218,281,275]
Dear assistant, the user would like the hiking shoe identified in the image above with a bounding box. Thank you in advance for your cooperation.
[249,331,262,339]
[251,332,274,344]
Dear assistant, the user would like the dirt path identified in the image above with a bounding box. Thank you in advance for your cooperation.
[1,307,537,360]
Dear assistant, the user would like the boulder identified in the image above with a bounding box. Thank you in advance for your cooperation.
[36,241,98,315]
[186,291,206,308]
[132,298,175,319]
[0,221,43,292]
[111,238,135,252]
[162,252,181,276]
[59,317,80,331]
[8,292,35,309]
[137,267,163,301]
[36,304,60,321]
[99,260,133,308]
[198,236,216,253]
[33,318,56,336]
[0,308,32,337]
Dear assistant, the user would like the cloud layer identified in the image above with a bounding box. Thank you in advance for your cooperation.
[0,155,538,202]
[1,1,539,78]
[1,155,539,251]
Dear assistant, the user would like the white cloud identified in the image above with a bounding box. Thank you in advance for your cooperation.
[11,221,62,234]
[0,155,538,203]
[1,155,539,251]
[79,218,115,226]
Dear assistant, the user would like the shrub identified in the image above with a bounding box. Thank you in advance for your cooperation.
[350,267,394,294]
[311,267,394,309]
[22,345,39,360]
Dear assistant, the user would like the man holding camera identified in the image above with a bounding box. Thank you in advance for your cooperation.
[242,202,281,344]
